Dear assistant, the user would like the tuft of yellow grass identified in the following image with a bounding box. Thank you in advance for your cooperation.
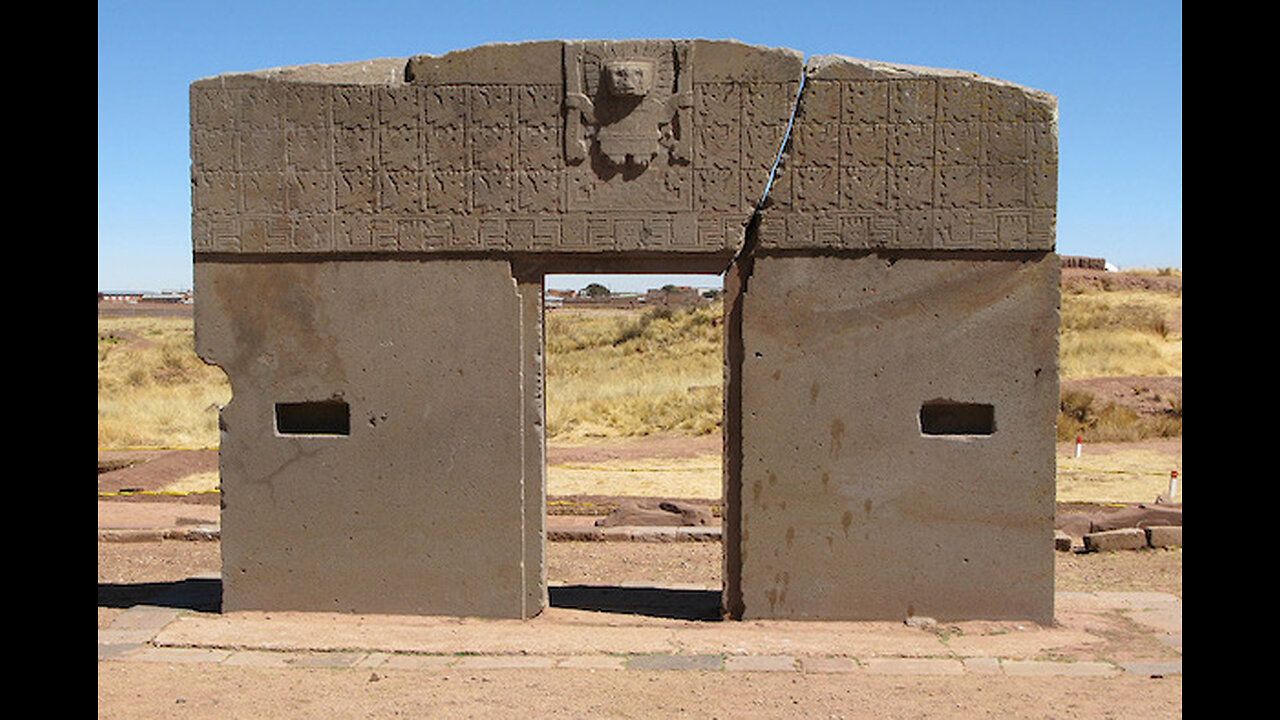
[546,304,723,440]
[1059,288,1182,380]
[98,316,230,449]
[548,456,722,498]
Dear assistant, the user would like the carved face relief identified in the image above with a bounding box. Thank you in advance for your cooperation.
[563,42,693,170]
[604,60,654,98]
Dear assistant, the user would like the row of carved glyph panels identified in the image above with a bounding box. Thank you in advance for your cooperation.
[192,82,791,131]
[192,160,1052,222]
[192,119,1049,175]
[190,83,794,170]
[192,166,766,217]
[758,209,1055,251]
[190,76,1045,133]
[191,208,1053,255]
[192,213,747,255]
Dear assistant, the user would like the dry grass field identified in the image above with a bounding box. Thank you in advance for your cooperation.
[1060,287,1182,380]
[97,314,229,449]
[546,304,723,439]
[98,270,1181,503]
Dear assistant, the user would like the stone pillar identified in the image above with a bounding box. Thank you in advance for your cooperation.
[731,55,1060,622]
[195,260,534,616]
[735,254,1058,622]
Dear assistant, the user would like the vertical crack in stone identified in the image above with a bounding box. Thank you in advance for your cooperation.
[755,70,807,213]
[728,68,806,275]
[723,63,806,619]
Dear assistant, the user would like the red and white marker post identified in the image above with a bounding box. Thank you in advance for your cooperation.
[1075,435,1083,458]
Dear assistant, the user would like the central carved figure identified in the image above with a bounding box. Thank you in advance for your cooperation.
[564,41,692,170]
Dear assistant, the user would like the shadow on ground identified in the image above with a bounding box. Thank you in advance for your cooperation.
[98,578,221,613]
[98,580,721,621]
[550,585,722,621]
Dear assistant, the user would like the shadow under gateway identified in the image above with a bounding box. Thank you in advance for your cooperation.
[97,579,723,622]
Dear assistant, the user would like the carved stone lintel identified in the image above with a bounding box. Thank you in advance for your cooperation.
[563,40,693,169]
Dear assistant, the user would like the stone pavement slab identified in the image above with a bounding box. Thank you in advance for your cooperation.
[626,654,723,671]
[126,647,234,664]
[1003,660,1119,677]
[865,658,965,675]
[555,655,628,671]
[223,651,365,668]
[1120,660,1183,677]
[724,654,797,672]
[799,656,859,673]
[99,589,1182,676]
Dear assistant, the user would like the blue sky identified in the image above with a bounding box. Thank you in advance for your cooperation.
[98,0,1181,292]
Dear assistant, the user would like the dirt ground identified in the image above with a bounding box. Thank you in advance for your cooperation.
[99,660,1181,719]
[99,434,1181,718]
[98,288,1183,716]
[98,539,1181,718]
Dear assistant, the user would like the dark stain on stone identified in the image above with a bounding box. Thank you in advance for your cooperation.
[809,380,819,405]
[830,419,845,458]
[841,510,853,537]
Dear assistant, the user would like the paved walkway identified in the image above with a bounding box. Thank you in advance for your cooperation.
[98,500,1181,676]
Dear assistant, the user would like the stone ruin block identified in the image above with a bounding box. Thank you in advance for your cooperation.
[192,40,1058,623]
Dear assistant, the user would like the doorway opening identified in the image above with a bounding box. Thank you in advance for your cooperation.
[542,272,726,619]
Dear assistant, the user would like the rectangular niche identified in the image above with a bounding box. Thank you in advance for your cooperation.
[919,400,995,436]
[275,400,350,436]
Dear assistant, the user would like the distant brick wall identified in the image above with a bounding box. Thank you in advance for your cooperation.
[1061,256,1106,270]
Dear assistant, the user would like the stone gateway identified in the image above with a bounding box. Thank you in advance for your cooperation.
[191,40,1059,622]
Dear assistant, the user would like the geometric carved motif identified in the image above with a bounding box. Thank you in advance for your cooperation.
[760,65,1057,252]
[190,43,1054,257]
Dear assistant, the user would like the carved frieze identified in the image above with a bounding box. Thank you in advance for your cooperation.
[190,42,1053,257]
[756,58,1057,252]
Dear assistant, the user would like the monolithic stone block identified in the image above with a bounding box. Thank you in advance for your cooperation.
[756,55,1057,253]
[195,259,543,618]
[191,40,804,261]
[1145,526,1182,548]
[732,253,1059,623]
[193,39,1059,622]
[1091,504,1182,532]
[1084,528,1148,552]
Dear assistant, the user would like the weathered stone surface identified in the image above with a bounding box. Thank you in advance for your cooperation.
[595,499,714,527]
[732,253,1058,623]
[195,260,543,618]
[756,55,1057,252]
[1091,504,1182,532]
[191,40,803,260]
[192,39,1059,622]
[191,41,1054,259]
[1145,525,1182,548]
[1084,528,1148,552]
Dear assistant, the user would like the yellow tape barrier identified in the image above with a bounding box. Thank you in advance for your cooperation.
[1058,467,1177,476]
[549,465,719,473]
[98,489,220,498]
[98,446,217,452]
